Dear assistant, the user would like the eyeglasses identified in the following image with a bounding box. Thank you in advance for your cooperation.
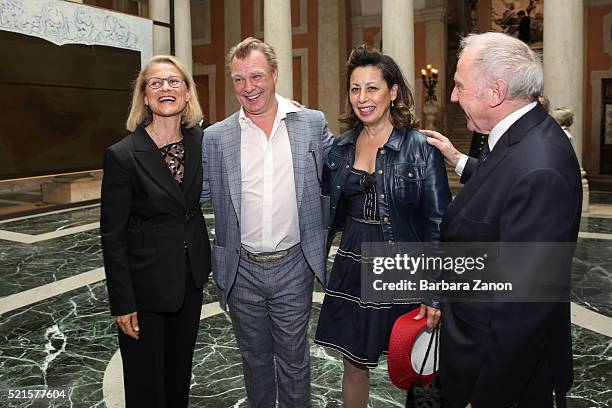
[146,76,184,89]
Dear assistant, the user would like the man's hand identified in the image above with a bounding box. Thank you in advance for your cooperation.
[421,129,463,168]
[116,311,140,340]
[414,303,441,330]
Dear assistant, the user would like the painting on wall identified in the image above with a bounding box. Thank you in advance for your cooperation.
[605,104,612,145]
[492,0,544,49]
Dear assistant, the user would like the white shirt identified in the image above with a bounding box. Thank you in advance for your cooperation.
[239,94,300,253]
[455,101,538,176]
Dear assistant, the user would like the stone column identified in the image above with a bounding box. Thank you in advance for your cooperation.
[149,0,171,55]
[318,0,347,134]
[543,0,588,211]
[422,4,446,126]
[224,0,242,116]
[264,0,293,99]
[173,0,192,73]
[544,0,584,163]
[382,0,415,89]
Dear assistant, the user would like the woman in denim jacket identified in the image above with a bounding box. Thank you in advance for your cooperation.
[314,46,451,407]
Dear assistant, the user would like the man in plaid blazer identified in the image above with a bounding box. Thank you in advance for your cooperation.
[201,37,332,407]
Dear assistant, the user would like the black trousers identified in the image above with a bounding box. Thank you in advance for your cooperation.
[118,264,203,408]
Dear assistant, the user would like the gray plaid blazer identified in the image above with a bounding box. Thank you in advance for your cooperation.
[201,108,333,309]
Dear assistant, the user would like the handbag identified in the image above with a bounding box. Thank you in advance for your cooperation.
[405,326,448,408]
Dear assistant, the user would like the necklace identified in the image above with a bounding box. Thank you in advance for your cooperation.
[357,130,390,149]
[147,126,183,147]
[360,123,393,146]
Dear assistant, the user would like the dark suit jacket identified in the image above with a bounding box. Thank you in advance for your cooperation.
[440,104,582,407]
[101,125,211,316]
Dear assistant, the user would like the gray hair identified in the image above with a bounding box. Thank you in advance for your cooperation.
[459,32,543,102]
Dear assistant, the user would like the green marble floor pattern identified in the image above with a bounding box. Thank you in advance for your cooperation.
[0,278,610,407]
[0,205,611,406]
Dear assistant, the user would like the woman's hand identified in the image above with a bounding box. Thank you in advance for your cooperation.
[414,303,441,330]
[116,312,140,340]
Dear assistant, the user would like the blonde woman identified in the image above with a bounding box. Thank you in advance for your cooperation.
[101,55,211,408]
[551,107,575,147]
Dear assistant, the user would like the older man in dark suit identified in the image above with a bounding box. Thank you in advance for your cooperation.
[422,32,582,408]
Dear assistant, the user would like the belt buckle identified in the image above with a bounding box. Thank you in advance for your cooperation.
[245,249,288,263]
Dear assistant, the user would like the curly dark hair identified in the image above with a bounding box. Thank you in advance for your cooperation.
[339,45,415,132]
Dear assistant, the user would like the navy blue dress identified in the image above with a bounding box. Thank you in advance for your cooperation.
[314,168,417,367]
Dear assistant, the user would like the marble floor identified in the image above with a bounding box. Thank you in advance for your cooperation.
[0,199,611,407]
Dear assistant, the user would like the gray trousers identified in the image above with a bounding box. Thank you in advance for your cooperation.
[227,244,313,408]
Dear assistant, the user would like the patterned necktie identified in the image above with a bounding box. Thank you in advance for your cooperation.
[477,142,490,169]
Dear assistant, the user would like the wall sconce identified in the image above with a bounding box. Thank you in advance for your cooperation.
[421,64,439,103]
[421,64,439,130]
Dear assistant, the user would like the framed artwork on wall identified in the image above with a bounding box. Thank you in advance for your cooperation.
[601,79,612,174]
[492,0,544,49]
[605,104,612,146]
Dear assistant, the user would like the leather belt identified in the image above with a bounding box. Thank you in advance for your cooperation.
[240,244,298,263]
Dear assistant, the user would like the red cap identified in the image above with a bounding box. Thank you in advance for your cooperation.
[387,307,438,390]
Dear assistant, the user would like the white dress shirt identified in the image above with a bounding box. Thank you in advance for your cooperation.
[239,94,301,253]
[455,101,538,176]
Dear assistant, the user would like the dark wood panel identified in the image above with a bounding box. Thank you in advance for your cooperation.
[0,30,140,179]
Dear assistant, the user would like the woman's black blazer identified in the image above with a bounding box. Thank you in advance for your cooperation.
[101,125,211,316]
